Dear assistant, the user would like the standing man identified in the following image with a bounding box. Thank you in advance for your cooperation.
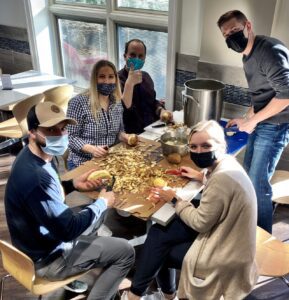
[5,101,135,299]
[118,38,172,134]
[217,10,289,233]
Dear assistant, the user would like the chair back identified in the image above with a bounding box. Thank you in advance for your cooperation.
[12,93,45,135]
[0,240,35,291]
[256,226,289,277]
[271,170,289,204]
[43,85,73,113]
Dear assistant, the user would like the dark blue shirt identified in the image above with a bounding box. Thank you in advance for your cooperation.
[5,146,106,262]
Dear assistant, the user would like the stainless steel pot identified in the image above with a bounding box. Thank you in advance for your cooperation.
[160,131,188,157]
[182,78,225,128]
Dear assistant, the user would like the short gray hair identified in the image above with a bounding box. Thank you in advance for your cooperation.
[189,120,227,153]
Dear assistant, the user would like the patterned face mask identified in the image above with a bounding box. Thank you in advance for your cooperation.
[127,57,145,70]
[97,83,116,96]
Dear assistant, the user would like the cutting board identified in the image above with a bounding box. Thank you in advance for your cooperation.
[61,137,194,219]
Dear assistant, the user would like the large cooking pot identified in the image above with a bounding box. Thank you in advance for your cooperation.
[160,131,188,157]
[182,78,225,128]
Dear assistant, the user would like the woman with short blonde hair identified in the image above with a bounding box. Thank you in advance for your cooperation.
[123,120,258,300]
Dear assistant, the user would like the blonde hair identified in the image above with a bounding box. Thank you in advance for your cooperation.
[87,60,122,119]
[189,120,227,153]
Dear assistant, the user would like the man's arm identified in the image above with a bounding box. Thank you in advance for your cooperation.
[227,98,289,133]
[121,66,142,108]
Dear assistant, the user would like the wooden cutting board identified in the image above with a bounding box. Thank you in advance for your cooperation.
[61,137,196,220]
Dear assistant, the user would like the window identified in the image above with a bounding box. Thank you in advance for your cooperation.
[26,0,178,109]
[117,26,168,99]
[58,19,107,88]
[116,0,169,12]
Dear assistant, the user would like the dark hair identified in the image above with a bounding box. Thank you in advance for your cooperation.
[124,39,146,55]
[217,10,248,28]
[27,105,39,130]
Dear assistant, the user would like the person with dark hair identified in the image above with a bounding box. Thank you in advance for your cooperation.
[118,39,172,134]
[122,120,258,300]
[5,101,135,299]
[67,59,133,169]
[218,9,289,233]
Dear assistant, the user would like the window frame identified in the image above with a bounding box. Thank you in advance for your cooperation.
[24,0,180,110]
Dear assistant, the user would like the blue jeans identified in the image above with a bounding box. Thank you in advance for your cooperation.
[243,123,289,233]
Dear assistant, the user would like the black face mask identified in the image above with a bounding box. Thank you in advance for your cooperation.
[226,30,248,53]
[190,151,217,168]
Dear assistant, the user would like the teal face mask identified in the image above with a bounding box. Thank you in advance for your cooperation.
[127,57,144,70]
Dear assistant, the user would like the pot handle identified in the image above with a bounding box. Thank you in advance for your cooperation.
[182,90,200,107]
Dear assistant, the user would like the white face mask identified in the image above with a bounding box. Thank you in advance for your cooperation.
[37,132,69,156]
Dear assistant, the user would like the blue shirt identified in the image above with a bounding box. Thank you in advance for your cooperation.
[5,146,106,262]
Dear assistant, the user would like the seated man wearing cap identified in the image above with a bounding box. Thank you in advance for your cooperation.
[4,101,135,299]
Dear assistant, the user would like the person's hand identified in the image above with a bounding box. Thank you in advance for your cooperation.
[226,118,257,134]
[92,145,109,157]
[127,65,142,87]
[98,188,115,207]
[180,166,203,181]
[83,144,108,157]
[73,169,103,192]
[159,99,166,106]
[149,187,176,204]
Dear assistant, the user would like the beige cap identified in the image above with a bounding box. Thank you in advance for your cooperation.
[27,101,76,130]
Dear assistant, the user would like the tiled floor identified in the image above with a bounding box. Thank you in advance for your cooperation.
[1,151,289,299]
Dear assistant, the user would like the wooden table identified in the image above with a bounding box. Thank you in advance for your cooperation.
[61,137,195,221]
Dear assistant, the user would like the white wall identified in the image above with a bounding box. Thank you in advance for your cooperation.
[0,0,27,28]
[179,0,204,56]
[271,0,289,48]
[199,0,277,67]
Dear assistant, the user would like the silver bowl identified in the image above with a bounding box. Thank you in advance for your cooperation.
[160,131,188,157]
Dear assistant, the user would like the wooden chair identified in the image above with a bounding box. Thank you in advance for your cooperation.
[255,226,289,286]
[12,93,45,137]
[271,170,289,213]
[0,240,97,300]
[43,84,74,113]
[0,93,45,151]
[0,117,22,151]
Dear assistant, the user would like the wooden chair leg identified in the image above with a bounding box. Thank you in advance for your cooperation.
[273,202,279,214]
[0,274,12,300]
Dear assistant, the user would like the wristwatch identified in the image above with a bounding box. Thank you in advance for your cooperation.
[171,197,178,207]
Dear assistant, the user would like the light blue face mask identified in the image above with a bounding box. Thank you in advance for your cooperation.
[127,57,144,70]
[39,133,69,156]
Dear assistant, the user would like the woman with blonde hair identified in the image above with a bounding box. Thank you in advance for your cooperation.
[123,120,258,300]
[67,60,132,169]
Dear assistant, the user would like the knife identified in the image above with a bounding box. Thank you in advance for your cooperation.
[152,121,175,128]
[106,176,116,192]
[152,123,166,128]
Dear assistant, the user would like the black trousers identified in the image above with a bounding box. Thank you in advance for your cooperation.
[130,217,198,296]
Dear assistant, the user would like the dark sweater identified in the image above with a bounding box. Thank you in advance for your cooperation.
[118,67,163,134]
[243,35,289,124]
[5,146,106,262]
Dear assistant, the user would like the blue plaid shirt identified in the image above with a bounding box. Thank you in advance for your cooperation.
[67,94,124,166]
